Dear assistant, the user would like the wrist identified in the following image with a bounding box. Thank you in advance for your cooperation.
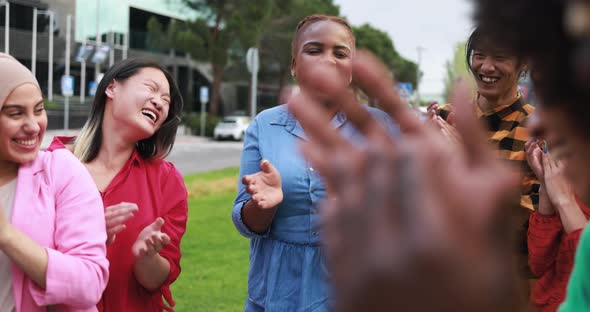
[554,196,578,212]
[0,224,15,249]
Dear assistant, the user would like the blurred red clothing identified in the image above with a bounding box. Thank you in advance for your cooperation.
[528,198,590,311]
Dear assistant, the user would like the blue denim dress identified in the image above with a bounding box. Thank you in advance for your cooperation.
[232,104,398,312]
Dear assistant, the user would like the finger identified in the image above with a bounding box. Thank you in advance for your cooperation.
[160,233,171,246]
[542,152,552,173]
[260,159,278,176]
[242,175,255,185]
[107,224,126,236]
[106,212,135,228]
[105,208,136,221]
[288,92,348,149]
[105,203,139,217]
[525,138,534,153]
[337,88,394,144]
[149,217,165,232]
[450,80,491,167]
[150,233,164,252]
[352,50,422,133]
[246,184,258,194]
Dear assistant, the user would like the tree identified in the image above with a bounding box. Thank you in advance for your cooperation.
[353,24,420,86]
[181,0,274,116]
[257,0,341,89]
[442,42,470,102]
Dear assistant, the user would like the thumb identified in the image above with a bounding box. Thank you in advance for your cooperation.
[150,217,165,231]
[260,159,276,174]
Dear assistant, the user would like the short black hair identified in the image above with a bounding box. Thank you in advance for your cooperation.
[474,0,590,134]
[465,26,525,76]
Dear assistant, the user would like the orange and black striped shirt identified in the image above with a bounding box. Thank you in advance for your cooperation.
[439,97,540,213]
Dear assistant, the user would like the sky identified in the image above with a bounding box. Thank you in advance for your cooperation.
[334,0,474,99]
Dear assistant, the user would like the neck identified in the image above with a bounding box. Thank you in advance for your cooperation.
[91,121,136,170]
[0,160,19,186]
[477,87,519,113]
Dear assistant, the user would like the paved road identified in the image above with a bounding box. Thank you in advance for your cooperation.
[42,130,244,175]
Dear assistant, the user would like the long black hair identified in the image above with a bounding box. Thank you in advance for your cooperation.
[74,58,184,162]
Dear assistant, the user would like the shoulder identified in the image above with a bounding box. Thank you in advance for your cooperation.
[255,104,290,125]
[145,159,186,190]
[30,149,90,193]
[46,136,75,152]
[37,149,84,173]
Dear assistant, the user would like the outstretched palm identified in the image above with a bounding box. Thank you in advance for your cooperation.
[242,160,283,209]
[289,50,520,312]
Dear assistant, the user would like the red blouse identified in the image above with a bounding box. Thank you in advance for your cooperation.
[528,199,590,312]
[48,137,188,312]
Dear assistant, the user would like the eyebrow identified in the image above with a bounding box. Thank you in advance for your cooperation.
[146,79,171,98]
[302,41,351,52]
[2,100,44,110]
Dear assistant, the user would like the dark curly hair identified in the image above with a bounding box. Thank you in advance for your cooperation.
[474,0,590,134]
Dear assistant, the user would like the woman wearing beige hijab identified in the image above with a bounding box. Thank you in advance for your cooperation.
[0,53,108,311]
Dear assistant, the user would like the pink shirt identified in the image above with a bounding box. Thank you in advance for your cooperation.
[11,149,109,311]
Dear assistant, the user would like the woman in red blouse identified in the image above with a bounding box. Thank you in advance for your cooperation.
[526,137,589,311]
[48,59,188,312]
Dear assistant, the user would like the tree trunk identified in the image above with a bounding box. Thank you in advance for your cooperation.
[209,64,224,116]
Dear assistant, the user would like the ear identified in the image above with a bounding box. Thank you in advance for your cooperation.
[105,81,117,99]
[290,58,296,77]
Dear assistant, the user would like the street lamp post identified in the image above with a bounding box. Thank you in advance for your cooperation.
[1,0,9,53]
[31,9,55,101]
[416,46,425,111]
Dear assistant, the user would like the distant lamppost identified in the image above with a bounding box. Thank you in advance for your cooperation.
[31,8,55,101]
[1,0,9,53]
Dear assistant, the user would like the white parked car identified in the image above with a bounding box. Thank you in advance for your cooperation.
[213,116,251,141]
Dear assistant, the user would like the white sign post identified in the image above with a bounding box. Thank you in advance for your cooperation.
[246,47,259,118]
[61,15,72,130]
[200,86,209,137]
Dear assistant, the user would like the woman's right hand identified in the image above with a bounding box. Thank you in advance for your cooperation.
[525,138,544,181]
[105,202,138,245]
[242,160,283,209]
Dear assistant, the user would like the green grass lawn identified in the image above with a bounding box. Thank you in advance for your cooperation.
[171,167,250,311]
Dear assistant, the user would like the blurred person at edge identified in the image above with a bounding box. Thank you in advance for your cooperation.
[282,0,590,311]
[0,53,108,311]
[525,134,590,311]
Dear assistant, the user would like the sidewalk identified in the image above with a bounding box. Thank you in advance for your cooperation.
[42,126,211,149]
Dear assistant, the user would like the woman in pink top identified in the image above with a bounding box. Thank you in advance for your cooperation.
[0,53,109,311]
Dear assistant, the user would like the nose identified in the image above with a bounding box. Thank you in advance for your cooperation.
[320,52,337,65]
[480,57,496,74]
[22,115,41,134]
[151,97,164,110]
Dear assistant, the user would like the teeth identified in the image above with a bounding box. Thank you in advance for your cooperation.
[482,76,498,83]
[14,139,36,146]
[141,110,157,122]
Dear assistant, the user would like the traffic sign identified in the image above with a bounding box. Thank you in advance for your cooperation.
[61,75,74,97]
[246,47,259,74]
[200,86,209,104]
[89,81,98,97]
[397,82,413,99]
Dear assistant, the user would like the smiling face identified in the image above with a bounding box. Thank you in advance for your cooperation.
[104,67,171,142]
[0,83,47,165]
[291,20,355,103]
[470,45,523,101]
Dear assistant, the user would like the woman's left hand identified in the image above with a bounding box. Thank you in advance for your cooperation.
[132,218,170,258]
